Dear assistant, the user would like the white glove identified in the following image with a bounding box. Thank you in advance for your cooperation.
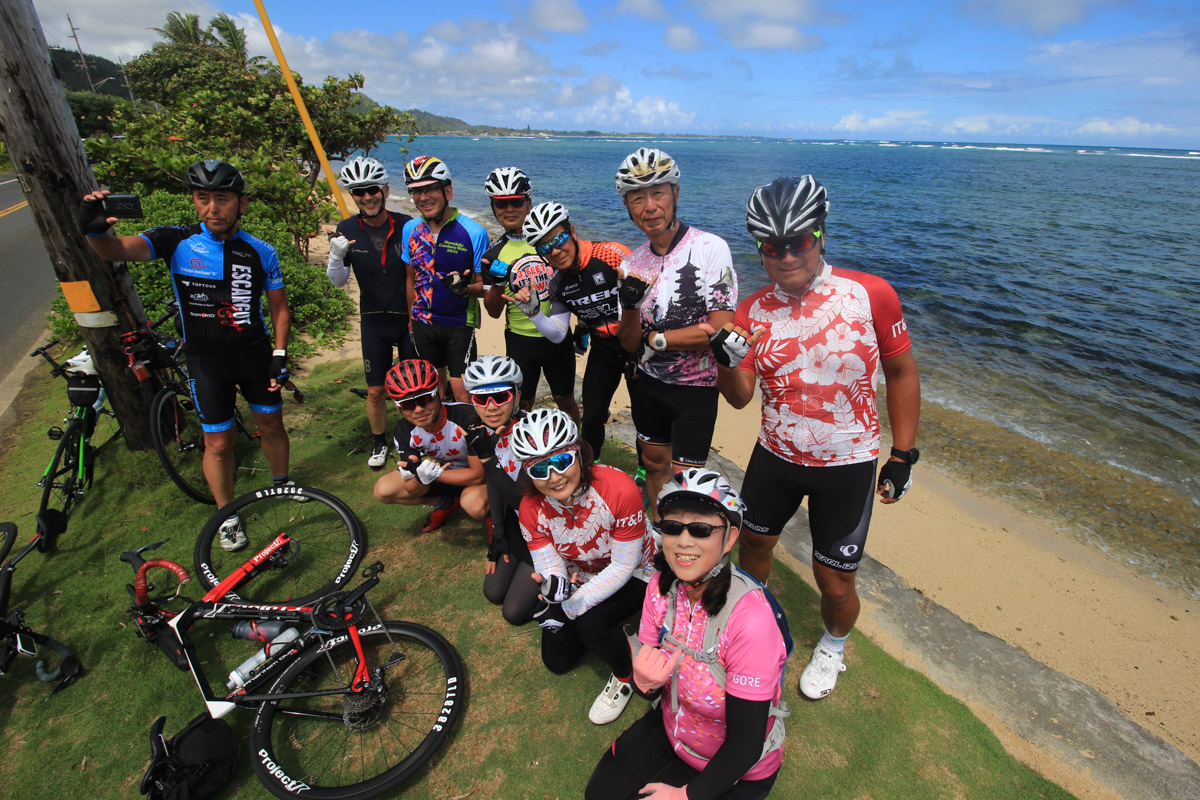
[416,459,445,485]
[398,466,417,482]
[329,235,352,260]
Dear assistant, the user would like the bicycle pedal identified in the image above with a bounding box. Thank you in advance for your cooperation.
[47,427,63,441]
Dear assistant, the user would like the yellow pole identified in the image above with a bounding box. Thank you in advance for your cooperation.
[252,0,351,219]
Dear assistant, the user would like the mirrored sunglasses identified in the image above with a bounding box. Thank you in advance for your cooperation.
[757,230,821,259]
[470,388,516,408]
[535,231,571,256]
[527,450,577,480]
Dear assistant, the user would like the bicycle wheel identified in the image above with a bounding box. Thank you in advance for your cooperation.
[0,522,16,564]
[193,486,366,604]
[251,621,464,800]
[39,421,83,525]
[150,386,214,505]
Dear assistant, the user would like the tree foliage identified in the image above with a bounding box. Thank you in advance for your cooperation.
[66,90,122,137]
[148,11,210,46]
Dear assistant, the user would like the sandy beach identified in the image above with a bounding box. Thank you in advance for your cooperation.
[309,190,1199,798]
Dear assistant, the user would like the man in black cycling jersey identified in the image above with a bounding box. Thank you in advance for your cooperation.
[327,156,414,469]
[512,201,632,459]
[79,160,301,550]
[478,168,580,422]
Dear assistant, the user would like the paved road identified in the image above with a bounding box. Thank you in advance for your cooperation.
[0,173,59,385]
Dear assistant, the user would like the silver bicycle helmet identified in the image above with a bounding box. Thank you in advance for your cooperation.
[484,167,532,198]
[510,408,579,462]
[463,355,524,393]
[745,175,828,240]
[338,156,389,188]
[522,202,570,243]
[657,468,745,529]
[615,148,680,196]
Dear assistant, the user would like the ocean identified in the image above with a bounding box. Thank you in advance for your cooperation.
[367,135,1200,593]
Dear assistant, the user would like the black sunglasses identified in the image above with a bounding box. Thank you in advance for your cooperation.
[491,197,528,210]
[351,185,383,198]
[656,519,725,539]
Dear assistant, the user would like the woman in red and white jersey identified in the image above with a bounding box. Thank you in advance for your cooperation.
[512,409,655,726]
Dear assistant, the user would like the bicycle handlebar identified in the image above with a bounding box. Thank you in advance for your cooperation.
[29,340,66,377]
[133,560,191,608]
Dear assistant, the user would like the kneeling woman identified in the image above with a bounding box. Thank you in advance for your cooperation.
[586,470,787,800]
[511,409,654,726]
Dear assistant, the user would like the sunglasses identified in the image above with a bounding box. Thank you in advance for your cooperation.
[535,231,571,256]
[492,197,528,210]
[350,185,383,198]
[397,389,439,412]
[527,450,577,480]
[656,519,727,539]
[757,230,821,259]
[470,388,516,408]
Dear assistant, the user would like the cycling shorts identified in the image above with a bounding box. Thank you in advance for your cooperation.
[186,343,280,433]
[504,329,577,398]
[360,313,415,386]
[629,370,718,468]
[739,444,876,573]
[410,319,477,378]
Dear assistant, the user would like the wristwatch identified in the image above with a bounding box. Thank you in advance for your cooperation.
[648,331,668,352]
[889,446,920,465]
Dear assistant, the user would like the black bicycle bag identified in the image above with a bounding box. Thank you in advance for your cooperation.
[66,374,101,408]
[141,713,238,800]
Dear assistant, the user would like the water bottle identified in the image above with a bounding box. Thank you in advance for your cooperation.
[230,619,287,643]
[226,627,299,689]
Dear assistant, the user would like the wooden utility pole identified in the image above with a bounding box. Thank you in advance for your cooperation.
[66,14,96,93]
[0,0,156,449]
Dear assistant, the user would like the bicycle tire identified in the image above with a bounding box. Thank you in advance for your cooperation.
[251,621,464,800]
[39,422,83,525]
[150,386,214,505]
[0,522,16,564]
[193,486,366,605]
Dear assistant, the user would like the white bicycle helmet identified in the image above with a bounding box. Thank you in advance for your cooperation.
[510,408,579,462]
[404,156,451,188]
[64,350,97,376]
[338,156,389,189]
[484,167,532,198]
[463,355,524,394]
[615,147,680,196]
[522,202,570,243]
[657,468,745,529]
[745,175,828,240]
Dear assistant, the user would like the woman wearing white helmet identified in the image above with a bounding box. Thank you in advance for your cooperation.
[613,147,739,516]
[512,409,655,726]
[586,469,788,800]
[327,156,416,467]
[459,355,541,624]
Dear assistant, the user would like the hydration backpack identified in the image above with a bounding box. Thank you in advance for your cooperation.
[141,713,238,800]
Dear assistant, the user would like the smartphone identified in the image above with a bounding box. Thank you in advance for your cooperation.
[103,193,143,218]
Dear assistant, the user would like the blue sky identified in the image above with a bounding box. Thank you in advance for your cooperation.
[34,0,1200,148]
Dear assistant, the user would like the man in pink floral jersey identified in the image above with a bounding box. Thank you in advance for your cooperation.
[706,176,921,701]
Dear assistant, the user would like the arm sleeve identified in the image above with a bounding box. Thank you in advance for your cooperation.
[562,536,640,618]
[526,309,572,343]
[484,458,523,512]
[528,541,569,583]
[685,695,772,800]
[326,254,350,287]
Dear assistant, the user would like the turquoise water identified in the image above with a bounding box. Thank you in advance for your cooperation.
[369,136,1200,518]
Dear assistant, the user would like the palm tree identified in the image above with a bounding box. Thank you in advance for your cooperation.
[148,11,211,46]
[209,13,271,70]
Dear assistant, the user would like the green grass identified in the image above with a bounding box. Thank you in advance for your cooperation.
[0,357,1075,800]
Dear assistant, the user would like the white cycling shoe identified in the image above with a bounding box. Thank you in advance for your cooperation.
[218,515,247,552]
[367,443,388,468]
[588,674,633,725]
[799,644,846,700]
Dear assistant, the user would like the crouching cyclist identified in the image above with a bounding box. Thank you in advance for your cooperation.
[459,355,541,624]
[586,470,788,800]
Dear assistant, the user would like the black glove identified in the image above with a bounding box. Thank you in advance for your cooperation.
[78,197,111,235]
[465,423,496,461]
[709,327,751,368]
[539,574,576,603]
[396,445,422,473]
[486,528,509,562]
[618,274,651,310]
[268,354,289,384]
[533,599,569,633]
[572,327,590,355]
[439,271,472,297]
[878,460,913,500]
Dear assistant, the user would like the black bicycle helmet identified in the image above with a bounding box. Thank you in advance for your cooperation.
[185,160,246,194]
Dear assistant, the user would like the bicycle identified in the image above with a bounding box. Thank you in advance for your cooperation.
[1,521,82,693]
[30,340,122,538]
[121,487,464,799]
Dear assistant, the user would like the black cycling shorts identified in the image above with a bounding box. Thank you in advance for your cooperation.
[410,319,477,378]
[361,313,415,386]
[629,370,718,468]
[504,329,577,398]
[739,444,876,573]
[187,343,280,433]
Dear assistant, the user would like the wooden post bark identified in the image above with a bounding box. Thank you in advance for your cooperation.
[0,0,155,449]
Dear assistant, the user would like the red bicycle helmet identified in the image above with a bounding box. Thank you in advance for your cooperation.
[384,359,440,400]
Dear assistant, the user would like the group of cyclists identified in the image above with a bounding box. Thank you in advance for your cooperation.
[77,145,921,799]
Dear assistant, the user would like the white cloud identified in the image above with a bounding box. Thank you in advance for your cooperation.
[693,0,821,24]
[728,23,821,51]
[528,0,589,34]
[615,0,669,20]
[1072,116,1178,139]
[957,0,1123,36]
[835,109,931,133]
[665,25,704,51]
[943,113,1044,136]
[35,0,221,60]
